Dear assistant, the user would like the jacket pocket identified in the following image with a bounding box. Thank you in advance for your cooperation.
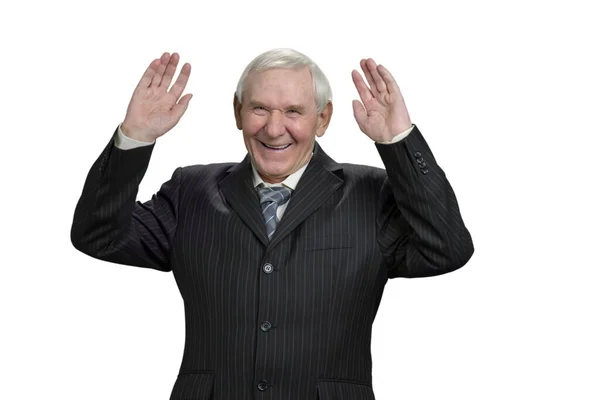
[317,379,375,400]
[169,371,214,400]
[302,234,353,251]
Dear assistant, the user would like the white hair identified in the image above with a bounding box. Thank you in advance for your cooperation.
[235,48,332,113]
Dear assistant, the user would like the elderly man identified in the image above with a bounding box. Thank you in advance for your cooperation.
[71,48,473,400]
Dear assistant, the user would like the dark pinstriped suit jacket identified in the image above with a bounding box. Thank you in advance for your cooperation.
[71,124,473,400]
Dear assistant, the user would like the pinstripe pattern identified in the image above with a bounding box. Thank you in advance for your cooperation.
[71,124,473,399]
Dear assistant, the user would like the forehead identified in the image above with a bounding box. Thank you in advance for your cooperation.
[244,67,315,105]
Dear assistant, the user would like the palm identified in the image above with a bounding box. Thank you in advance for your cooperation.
[351,59,411,143]
[122,52,192,142]
[126,86,180,138]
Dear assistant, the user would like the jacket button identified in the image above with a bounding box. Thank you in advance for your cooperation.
[260,321,272,332]
[421,168,429,175]
[263,263,274,274]
[257,380,269,391]
[416,157,424,164]
[414,151,422,158]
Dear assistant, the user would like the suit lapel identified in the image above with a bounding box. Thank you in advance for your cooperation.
[218,155,270,247]
[218,143,344,249]
[268,142,344,249]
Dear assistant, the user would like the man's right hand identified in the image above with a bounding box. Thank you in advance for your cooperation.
[121,52,192,143]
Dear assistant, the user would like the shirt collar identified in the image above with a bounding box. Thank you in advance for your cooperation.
[251,156,311,190]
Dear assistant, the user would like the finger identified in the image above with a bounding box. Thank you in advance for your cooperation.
[352,99,367,130]
[169,63,192,100]
[171,93,193,120]
[366,58,387,93]
[138,58,161,88]
[351,69,373,105]
[159,53,180,89]
[360,59,377,92]
[377,64,401,96]
[150,52,170,87]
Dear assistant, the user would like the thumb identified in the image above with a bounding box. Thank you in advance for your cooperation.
[352,99,367,130]
[172,93,193,120]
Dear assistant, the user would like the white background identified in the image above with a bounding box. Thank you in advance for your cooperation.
[1,0,599,398]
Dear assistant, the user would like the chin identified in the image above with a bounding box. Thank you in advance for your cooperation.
[261,170,288,182]
[256,164,290,182]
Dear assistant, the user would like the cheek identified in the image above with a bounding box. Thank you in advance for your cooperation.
[243,116,265,136]
[289,120,317,142]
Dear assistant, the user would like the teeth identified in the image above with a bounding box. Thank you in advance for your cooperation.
[264,143,290,149]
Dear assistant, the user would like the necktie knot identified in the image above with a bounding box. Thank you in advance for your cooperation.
[257,186,292,240]
[258,186,292,207]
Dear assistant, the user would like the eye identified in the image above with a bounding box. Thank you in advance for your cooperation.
[252,106,269,115]
[286,109,300,115]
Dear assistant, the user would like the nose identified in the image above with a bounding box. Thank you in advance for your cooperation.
[264,111,285,138]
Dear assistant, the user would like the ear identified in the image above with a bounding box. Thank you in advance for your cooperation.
[233,92,243,130]
[315,102,333,138]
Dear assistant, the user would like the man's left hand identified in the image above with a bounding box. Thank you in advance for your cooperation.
[351,58,412,143]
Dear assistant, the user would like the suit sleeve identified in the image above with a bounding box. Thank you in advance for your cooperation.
[375,124,474,278]
[70,128,180,272]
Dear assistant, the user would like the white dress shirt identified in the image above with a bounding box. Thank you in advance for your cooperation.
[114,124,414,220]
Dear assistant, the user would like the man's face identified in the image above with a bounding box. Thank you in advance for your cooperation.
[234,67,332,184]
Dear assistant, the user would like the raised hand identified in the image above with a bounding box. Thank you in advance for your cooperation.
[351,58,412,143]
[121,52,192,142]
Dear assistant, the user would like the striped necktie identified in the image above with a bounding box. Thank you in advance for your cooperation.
[257,186,292,240]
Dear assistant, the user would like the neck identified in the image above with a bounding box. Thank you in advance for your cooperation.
[260,174,287,184]
[255,151,313,184]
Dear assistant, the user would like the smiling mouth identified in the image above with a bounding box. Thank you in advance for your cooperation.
[261,142,291,150]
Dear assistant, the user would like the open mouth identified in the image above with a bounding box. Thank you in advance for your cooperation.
[261,142,291,150]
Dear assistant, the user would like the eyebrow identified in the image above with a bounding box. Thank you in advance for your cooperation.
[248,100,267,108]
[248,100,307,112]
[286,104,307,112]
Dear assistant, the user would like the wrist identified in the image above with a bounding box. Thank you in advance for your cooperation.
[121,122,154,143]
